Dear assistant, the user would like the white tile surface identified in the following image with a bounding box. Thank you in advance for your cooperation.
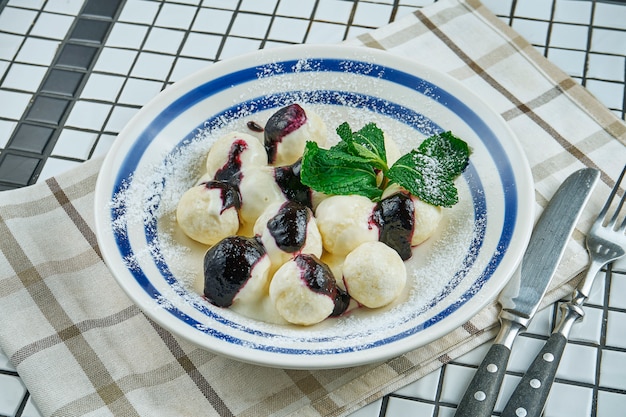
[229,12,272,38]
[0,120,17,148]
[29,12,74,39]
[94,47,137,75]
[386,396,436,415]
[543,382,593,417]
[106,22,148,49]
[0,33,23,60]
[0,90,32,120]
[65,100,112,130]
[0,374,25,416]
[353,2,393,27]
[154,3,197,30]
[14,38,59,66]
[117,78,163,106]
[554,0,592,24]
[511,18,550,46]
[239,0,277,14]
[193,7,233,33]
[587,53,626,82]
[169,56,211,82]
[143,27,185,55]
[131,52,175,81]
[104,105,139,133]
[268,16,309,43]
[276,0,316,19]
[514,0,554,20]
[314,0,354,24]
[36,157,82,183]
[80,73,125,102]
[181,32,222,59]
[0,7,37,35]
[118,0,160,25]
[393,367,442,400]
[591,28,626,55]
[1,63,47,92]
[594,2,626,30]
[43,0,84,16]
[52,129,98,159]
[600,349,626,390]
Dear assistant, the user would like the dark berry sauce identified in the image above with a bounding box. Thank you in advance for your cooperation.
[214,139,248,185]
[247,120,264,132]
[370,192,415,261]
[203,180,242,213]
[203,236,266,307]
[294,254,350,317]
[266,201,310,253]
[264,103,307,163]
[273,158,313,208]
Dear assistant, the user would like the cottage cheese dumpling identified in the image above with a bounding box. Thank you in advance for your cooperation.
[238,166,287,226]
[254,201,322,269]
[411,198,443,245]
[382,184,442,246]
[314,195,378,256]
[264,104,327,166]
[342,241,406,308]
[176,181,240,245]
[203,236,271,307]
[205,131,268,180]
[269,254,349,326]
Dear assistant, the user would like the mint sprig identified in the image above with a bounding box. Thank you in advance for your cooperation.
[300,123,471,207]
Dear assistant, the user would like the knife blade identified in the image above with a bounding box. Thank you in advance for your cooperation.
[453,167,600,417]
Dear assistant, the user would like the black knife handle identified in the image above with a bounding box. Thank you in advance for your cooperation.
[501,333,567,417]
[454,343,510,417]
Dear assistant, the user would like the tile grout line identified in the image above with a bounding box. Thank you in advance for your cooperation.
[0,0,126,191]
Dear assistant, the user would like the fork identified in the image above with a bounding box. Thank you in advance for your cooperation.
[501,164,626,417]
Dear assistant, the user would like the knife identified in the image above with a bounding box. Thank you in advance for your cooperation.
[501,165,623,417]
[453,167,600,417]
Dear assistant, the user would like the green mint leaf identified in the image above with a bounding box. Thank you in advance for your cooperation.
[387,151,459,207]
[418,131,470,179]
[300,141,383,200]
[335,122,388,171]
[336,122,353,143]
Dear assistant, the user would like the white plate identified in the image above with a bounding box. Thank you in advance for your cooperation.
[94,44,534,369]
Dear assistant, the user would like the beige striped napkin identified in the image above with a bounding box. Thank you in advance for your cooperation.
[1,0,625,416]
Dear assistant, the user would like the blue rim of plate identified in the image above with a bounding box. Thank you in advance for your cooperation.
[109,57,516,355]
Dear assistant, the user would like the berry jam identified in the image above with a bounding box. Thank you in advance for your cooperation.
[246,120,264,132]
[203,236,266,307]
[266,201,310,253]
[273,158,313,208]
[214,139,248,185]
[202,180,242,213]
[264,103,307,164]
[294,254,350,317]
[371,192,415,260]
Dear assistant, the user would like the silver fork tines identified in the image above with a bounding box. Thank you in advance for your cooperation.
[584,165,626,297]
[501,164,626,417]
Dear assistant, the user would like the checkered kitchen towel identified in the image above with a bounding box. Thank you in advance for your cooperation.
[1,0,625,416]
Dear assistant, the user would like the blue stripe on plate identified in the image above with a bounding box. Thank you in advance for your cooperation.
[110,57,516,355]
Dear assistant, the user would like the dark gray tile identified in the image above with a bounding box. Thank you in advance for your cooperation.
[70,19,111,43]
[41,69,84,97]
[0,154,40,186]
[9,124,55,153]
[25,96,70,125]
[56,44,98,70]
[82,0,125,19]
